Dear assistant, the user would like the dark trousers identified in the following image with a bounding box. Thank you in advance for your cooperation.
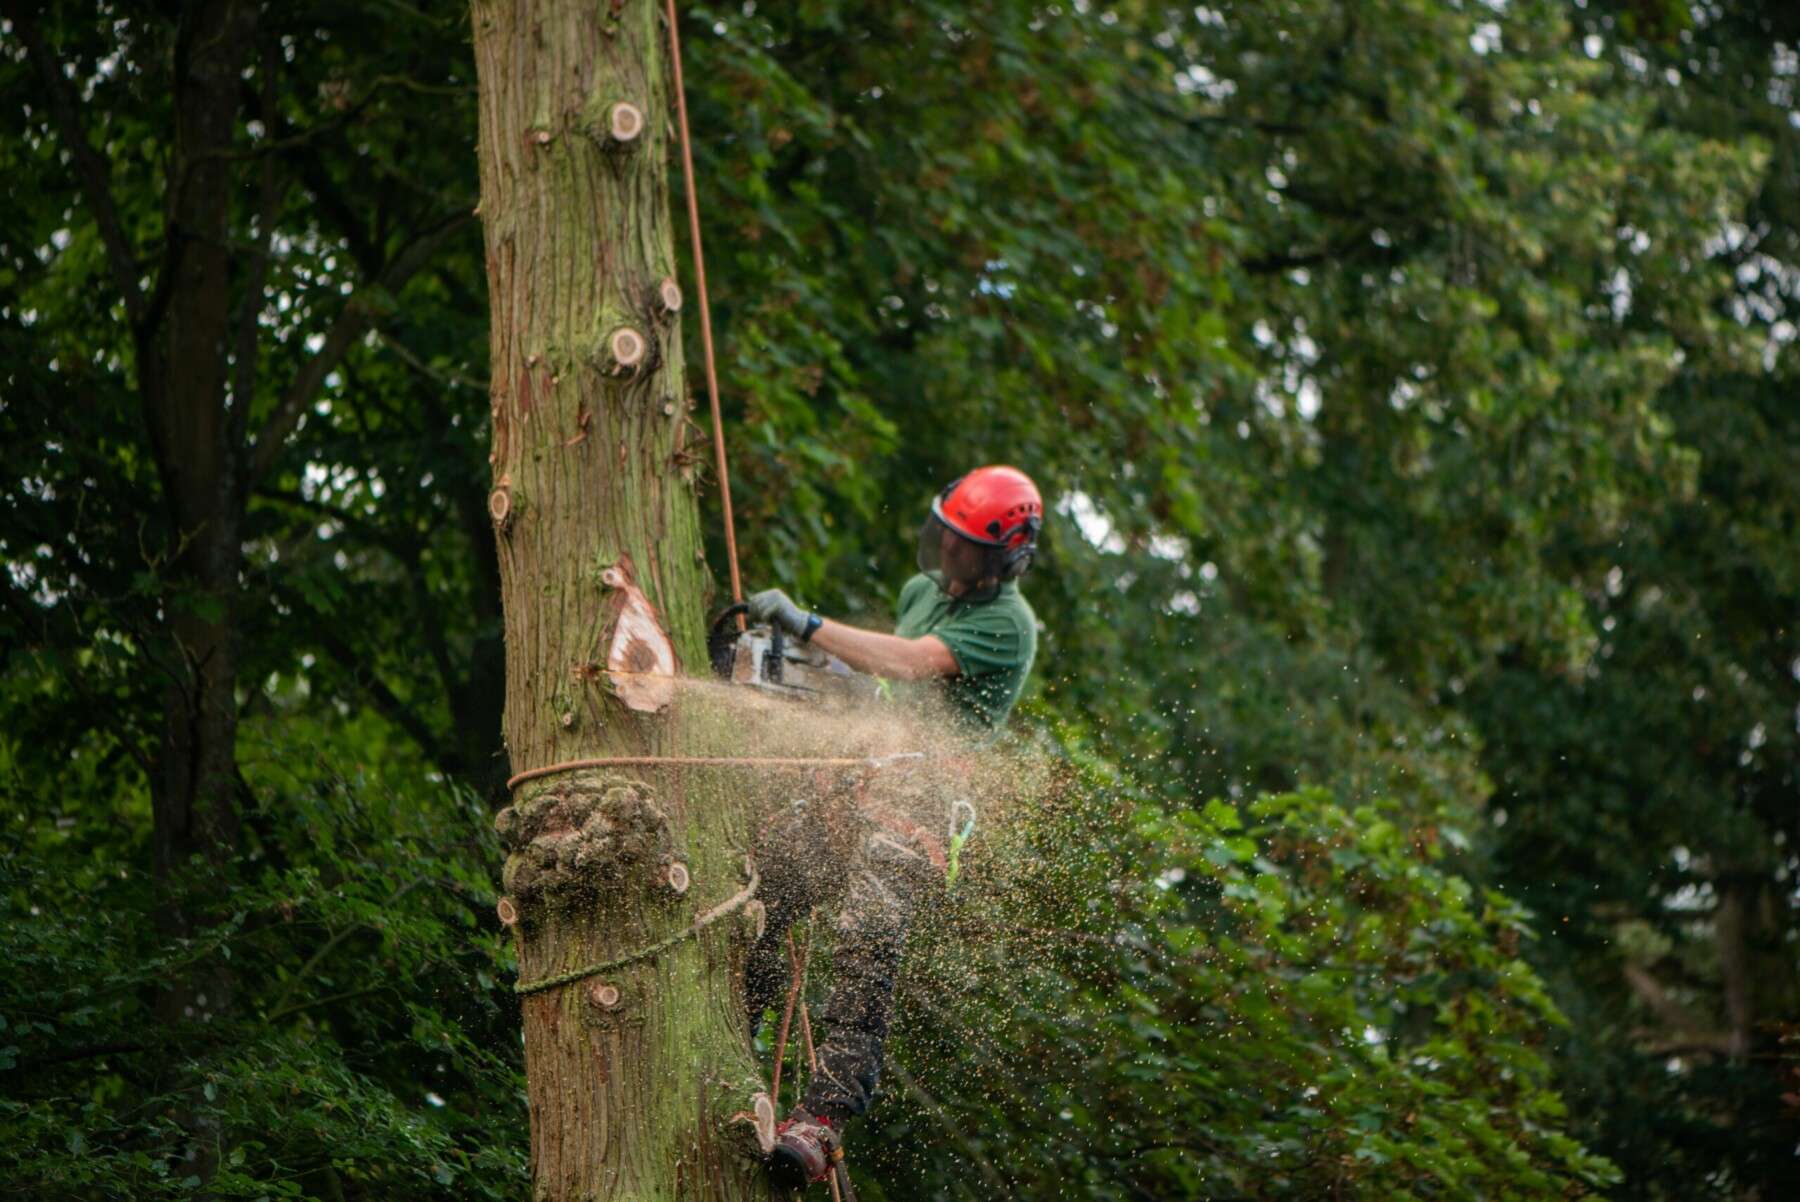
[746,800,939,1119]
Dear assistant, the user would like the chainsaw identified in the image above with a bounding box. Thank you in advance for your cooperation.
[706,602,880,709]
[706,603,967,884]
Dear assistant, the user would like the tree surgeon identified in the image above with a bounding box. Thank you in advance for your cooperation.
[744,465,1044,1189]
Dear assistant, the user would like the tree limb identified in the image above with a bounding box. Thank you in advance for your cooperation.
[1636,1034,1739,1059]
[4,1,147,325]
[247,210,474,489]
[310,617,453,774]
[267,878,427,1019]
[1714,876,1755,1060]
[375,328,487,393]
[7,1041,151,1074]
[1622,962,1734,1057]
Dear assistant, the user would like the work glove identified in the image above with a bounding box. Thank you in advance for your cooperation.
[747,588,817,641]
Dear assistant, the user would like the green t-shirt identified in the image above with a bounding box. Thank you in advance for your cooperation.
[892,572,1038,733]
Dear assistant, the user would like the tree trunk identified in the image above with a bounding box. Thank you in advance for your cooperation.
[471,3,773,1199]
[1714,874,1755,1061]
[146,3,260,1188]
[151,0,259,970]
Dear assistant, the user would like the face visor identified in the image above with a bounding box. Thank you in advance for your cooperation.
[917,511,1009,594]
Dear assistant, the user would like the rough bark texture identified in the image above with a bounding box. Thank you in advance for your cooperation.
[472,3,772,1198]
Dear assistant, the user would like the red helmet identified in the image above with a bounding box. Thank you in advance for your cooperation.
[919,466,1044,585]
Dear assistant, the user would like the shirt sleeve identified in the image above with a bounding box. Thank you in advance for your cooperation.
[896,573,927,621]
[932,603,1033,682]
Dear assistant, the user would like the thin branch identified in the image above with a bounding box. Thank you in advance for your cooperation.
[8,1041,150,1073]
[4,1,146,324]
[889,1061,1016,1201]
[266,984,396,1023]
[229,38,284,454]
[255,487,415,558]
[267,878,427,1019]
[310,618,451,773]
[1131,92,1310,138]
[229,73,472,172]
[374,328,487,393]
[247,210,474,489]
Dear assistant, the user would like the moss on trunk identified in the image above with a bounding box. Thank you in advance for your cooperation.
[472,2,771,1197]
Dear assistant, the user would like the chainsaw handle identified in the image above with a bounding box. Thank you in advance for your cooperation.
[765,621,785,684]
[709,601,749,636]
[706,603,750,680]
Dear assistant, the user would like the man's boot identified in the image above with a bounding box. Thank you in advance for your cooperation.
[767,1106,838,1189]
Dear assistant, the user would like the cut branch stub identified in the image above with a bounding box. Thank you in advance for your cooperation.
[497,896,520,927]
[653,276,682,321]
[718,1082,779,1161]
[598,555,676,711]
[585,979,621,1010]
[749,1092,776,1155]
[606,100,644,145]
[662,859,690,895]
[605,326,649,376]
[488,486,513,529]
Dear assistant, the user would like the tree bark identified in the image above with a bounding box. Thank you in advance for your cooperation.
[472,3,772,1199]
[1713,874,1755,1061]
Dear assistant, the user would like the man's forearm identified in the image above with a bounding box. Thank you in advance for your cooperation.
[810,619,958,681]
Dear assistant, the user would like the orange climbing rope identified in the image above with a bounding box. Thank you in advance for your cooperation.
[664,0,744,625]
[768,926,810,1107]
[507,753,896,792]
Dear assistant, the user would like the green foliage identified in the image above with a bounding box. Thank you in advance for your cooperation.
[2,0,1795,1198]
[872,786,1617,1200]
[0,751,526,1199]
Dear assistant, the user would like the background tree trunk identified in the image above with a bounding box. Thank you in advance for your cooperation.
[472,2,772,1198]
[148,0,258,977]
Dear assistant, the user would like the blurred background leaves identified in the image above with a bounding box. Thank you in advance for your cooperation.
[2,0,1795,1197]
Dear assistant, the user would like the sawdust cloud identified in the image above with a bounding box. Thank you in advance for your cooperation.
[664,673,1124,1184]
[663,672,1067,857]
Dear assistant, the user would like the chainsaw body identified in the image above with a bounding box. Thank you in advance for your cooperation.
[708,604,880,709]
